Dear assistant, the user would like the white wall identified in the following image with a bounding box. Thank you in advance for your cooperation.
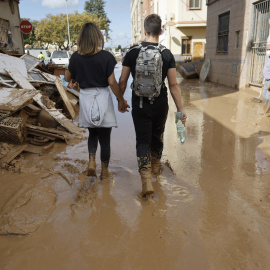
[157,0,207,61]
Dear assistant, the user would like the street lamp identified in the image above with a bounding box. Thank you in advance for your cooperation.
[66,0,71,51]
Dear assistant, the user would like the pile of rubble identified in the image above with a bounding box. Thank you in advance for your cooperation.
[0,52,83,169]
[176,58,209,81]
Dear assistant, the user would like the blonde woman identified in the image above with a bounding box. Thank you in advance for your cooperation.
[65,22,129,179]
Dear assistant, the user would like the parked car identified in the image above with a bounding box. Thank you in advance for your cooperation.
[25,49,51,65]
[51,50,70,68]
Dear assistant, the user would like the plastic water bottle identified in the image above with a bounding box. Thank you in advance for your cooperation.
[175,112,186,144]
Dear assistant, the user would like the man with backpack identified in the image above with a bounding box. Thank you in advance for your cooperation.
[119,14,187,198]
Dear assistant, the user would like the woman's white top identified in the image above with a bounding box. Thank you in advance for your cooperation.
[79,87,117,128]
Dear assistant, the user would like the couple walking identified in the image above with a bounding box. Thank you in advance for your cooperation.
[65,14,187,198]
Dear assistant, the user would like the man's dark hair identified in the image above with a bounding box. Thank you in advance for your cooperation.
[144,14,162,37]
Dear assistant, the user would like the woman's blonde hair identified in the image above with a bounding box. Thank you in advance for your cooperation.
[77,23,104,55]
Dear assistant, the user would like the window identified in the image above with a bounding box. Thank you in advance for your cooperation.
[217,12,230,54]
[182,37,192,55]
[189,0,201,9]
[236,31,240,49]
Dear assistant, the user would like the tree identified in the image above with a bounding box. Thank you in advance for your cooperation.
[84,0,110,34]
[21,18,38,46]
[36,11,102,49]
[117,45,122,50]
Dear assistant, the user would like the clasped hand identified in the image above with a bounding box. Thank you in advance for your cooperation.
[68,80,78,89]
[118,100,130,113]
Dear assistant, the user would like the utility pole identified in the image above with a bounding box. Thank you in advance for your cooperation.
[66,0,71,51]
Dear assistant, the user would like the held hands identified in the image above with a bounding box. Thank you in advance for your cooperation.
[68,80,78,89]
[118,99,130,113]
[175,111,187,125]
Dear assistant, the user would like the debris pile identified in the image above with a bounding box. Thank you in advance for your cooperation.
[0,52,83,169]
[176,58,209,81]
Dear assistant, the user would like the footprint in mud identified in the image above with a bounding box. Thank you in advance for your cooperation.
[62,163,80,175]
[152,209,167,218]
[71,171,98,215]
[172,186,192,202]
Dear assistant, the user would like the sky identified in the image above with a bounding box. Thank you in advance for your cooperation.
[19,0,131,48]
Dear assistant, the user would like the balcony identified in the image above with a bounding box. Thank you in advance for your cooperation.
[175,21,206,28]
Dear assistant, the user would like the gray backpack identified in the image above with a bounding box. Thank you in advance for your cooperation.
[130,43,167,108]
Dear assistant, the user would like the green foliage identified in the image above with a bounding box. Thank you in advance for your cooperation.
[21,18,38,46]
[84,0,110,34]
[36,11,102,49]
[117,45,122,50]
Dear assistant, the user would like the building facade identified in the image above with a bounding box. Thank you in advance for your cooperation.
[130,0,207,62]
[158,0,207,62]
[131,0,155,44]
[205,0,268,89]
[0,0,24,54]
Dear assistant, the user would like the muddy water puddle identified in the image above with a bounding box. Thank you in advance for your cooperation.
[1,69,270,269]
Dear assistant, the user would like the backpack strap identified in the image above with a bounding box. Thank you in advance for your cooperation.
[158,44,168,53]
[127,43,142,53]
[141,47,151,76]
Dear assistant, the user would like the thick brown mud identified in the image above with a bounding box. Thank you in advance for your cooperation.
[0,67,270,269]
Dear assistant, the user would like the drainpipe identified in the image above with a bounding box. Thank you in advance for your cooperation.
[169,25,171,50]
[17,2,24,53]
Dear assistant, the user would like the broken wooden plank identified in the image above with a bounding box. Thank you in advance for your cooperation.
[0,78,17,88]
[66,91,78,106]
[29,80,55,85]
[5,69,36,90]
[0,145,28,164]
[26,124,72,141]
[26,124,74,137]
[0,74,17,85]
[41,72,57,82]
[20,54,41,72]
[0,88,37,111]
[24,104,41,116]
[69,99,78,107]
[27,130,62,141]
[33,93,83,136]
[18,110,30,123]
[0,53,28,78]
[66,88,80,98]
[55,77,76,120]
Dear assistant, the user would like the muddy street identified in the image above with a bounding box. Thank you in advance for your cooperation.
[1,65,270,270]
